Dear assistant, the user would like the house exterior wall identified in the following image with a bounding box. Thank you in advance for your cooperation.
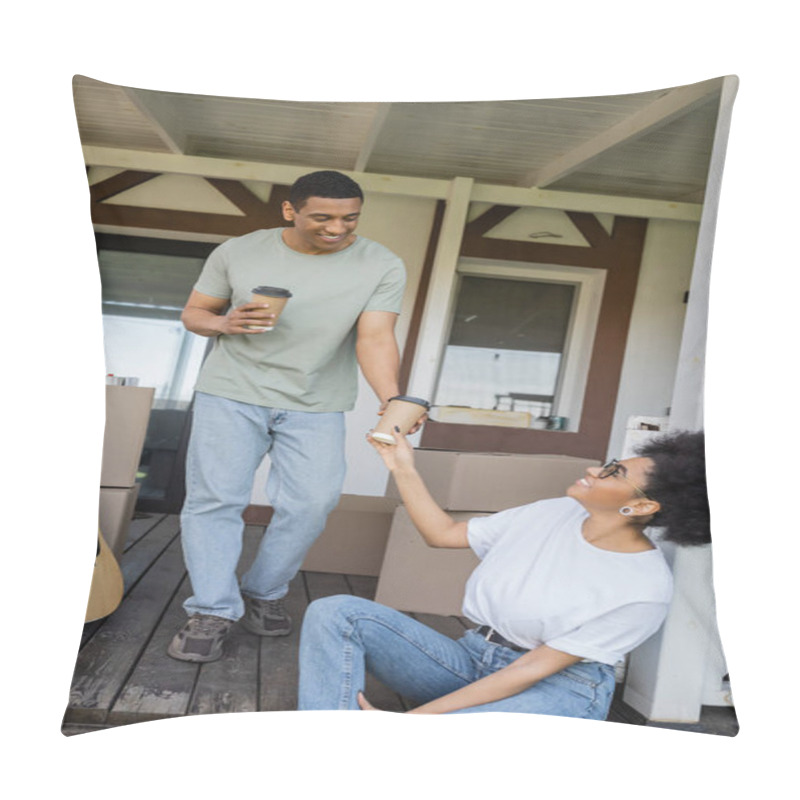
[90,168,698,499]
[337,212,699,496]
[607,218,700,459]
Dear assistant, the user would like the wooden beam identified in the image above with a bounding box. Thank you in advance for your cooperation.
[90,205,265,237]
[566,211,612,249]
[469,183,703,222]
[205,178,271,216]
[464,205,517,238]
[90,182,290,238]
[90,170,160,203]
[398,199,446,394]
[121,87,187,154]
[524,77,724,189]
[81,146,703,222]
[353,103,392,173]
[82,146,450,199]
[406,177,474,401]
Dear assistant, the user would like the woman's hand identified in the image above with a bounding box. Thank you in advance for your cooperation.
[368,427,469,550]
[367,428,416,473]
[357,691,377,711]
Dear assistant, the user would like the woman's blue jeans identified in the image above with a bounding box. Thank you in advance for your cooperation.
[298,595,616,718]
[180,392,346,620]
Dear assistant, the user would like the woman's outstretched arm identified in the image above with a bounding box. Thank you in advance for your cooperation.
[369,432,469,549]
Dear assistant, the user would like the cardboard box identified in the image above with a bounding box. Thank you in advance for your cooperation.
[386,450,599,512]
[300,494,401,576]
[99,485,140,560]
[374,507,484,616]
[101,385,155,488]
[432,406,532,428]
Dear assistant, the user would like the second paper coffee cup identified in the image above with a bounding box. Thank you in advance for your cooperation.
[248,286,293,330]
[370,395,430,444]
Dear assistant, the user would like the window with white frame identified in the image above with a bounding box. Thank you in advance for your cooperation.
[432,259,605,432]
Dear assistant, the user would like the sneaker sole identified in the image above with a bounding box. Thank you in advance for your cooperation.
[166,640,225,663]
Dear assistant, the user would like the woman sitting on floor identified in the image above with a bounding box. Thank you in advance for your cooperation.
[297,429,710,718]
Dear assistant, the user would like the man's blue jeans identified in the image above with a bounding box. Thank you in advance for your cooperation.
[180,392,346,620]
[298,595,616,717]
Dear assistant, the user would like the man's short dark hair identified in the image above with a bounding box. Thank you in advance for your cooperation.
[289,171,364,210]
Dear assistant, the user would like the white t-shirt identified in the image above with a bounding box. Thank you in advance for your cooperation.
[464,496,674,665]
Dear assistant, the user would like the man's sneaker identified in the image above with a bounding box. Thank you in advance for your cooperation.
[240,594,292,636]
[167,614,235,662]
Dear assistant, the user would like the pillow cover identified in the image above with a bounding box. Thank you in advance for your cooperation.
[64,75,737,738]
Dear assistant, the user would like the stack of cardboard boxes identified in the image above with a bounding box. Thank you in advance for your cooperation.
[300,493,401,576]
[99,385,155,559]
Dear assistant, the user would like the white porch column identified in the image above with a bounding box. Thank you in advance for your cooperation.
[623,76,739,722]
[406,176,474,403]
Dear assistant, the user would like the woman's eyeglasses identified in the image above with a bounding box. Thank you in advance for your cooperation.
[597,459,652,500]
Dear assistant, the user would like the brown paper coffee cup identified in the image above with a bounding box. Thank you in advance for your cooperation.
[370,395,430,444]
[248,286,292,330]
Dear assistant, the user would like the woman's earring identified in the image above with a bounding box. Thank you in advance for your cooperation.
[619,506,634,516]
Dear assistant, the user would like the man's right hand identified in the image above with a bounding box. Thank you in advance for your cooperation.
[219,301,276,334]
[182,291,276,338]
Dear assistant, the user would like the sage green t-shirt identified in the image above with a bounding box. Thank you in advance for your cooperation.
[193,228,406,412]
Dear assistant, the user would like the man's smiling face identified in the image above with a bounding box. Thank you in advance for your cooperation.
[281,196,362,254]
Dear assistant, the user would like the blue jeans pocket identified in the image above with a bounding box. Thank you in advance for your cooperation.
[550,664,614,719]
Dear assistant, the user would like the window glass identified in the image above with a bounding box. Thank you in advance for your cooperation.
[434,276,576,421]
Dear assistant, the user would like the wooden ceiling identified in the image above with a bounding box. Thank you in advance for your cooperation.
[73,75,725,205]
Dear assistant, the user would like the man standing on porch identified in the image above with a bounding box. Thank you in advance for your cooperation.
[168,170,408,663]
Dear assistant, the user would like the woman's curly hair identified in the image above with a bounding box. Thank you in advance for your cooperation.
[636,430,711,546]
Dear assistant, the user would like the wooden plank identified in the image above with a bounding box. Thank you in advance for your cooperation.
[108,523,276,723]
[64,536,187,724]
[118,514,181,592]
[188,623,260,717]
[80,620,104,648]
[256,574,308,712]
[107,577,198,724]
[61,723,114,737]
[125,512,168,548]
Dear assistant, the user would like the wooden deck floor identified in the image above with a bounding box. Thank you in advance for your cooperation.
[62,513,738,736]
